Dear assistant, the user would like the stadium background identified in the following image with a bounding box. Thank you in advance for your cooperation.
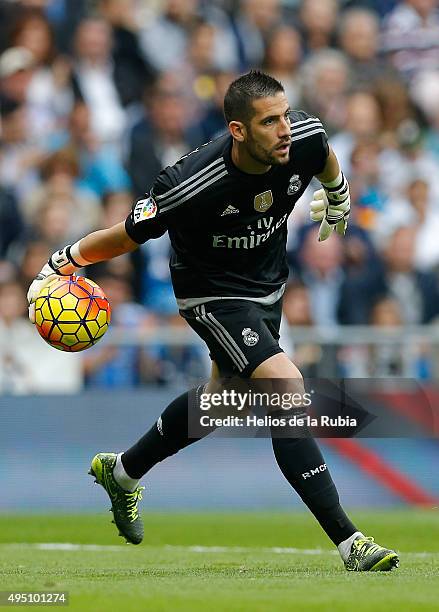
[1,0,439,515]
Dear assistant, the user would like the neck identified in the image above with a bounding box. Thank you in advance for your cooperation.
[231,140,271,175]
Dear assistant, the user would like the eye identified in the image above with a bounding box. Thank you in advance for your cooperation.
[264,118,274,126]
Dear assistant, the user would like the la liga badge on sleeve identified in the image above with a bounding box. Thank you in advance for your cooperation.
[133,197,158,224]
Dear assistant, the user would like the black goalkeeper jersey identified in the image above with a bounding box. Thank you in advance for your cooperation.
[125,111,329,309]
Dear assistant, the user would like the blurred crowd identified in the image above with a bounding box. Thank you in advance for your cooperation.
[1,0,439,393]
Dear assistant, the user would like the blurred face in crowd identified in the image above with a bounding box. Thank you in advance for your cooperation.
[301,227,343,277]
[102,192,133,227]
[345,92,381,137]
[99,0,136,25]
[409,0,437,19]
[38,200,72,243]
[149,78,189,141]
[315,56,349,99]
[351,142,380,182]
[12,15,54,65]
[265,26,301,72]
[384,227,416,273]
[74,19,112,64]
[283,285,313,326]
[166,0,198,22]
[374,80,414,132]
[233,91,292,167]
[408,179,429,219]
[69,102,95,149]
[0,282,26,325]
[300,0,338,45]
[20,241,51,282]
[242,0,281,31]
[339,10,379,62]
[188,22,216,72]
[150,93,187,140]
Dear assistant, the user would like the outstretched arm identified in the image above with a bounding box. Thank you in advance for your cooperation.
[74,222,139,263]
[27,222,139,322]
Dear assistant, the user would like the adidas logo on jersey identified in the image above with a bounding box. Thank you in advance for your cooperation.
[221,205,239,216]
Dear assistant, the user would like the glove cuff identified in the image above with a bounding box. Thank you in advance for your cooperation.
[321,172,349,203]
[48,245,80,275]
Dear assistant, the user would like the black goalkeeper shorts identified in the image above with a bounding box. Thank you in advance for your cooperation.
[180,298,284,377]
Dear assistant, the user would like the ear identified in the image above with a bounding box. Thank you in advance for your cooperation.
[228,120,246,142]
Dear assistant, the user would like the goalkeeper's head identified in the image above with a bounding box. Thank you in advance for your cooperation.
[224,70,292,169]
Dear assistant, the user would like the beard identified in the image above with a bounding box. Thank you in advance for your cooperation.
[246,131,291,166]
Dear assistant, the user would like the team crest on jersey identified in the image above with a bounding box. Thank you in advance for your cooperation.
[287,174,302,195]
[254,190,273,213]
[133,196,157,224]
[242,328,259,347]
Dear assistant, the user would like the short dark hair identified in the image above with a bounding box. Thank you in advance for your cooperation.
[223,70,284,125]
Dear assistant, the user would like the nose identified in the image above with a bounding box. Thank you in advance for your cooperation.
[278,115,291,138]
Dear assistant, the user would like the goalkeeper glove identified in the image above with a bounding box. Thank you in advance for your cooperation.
[27,242,90,323]
[310,172,350,241]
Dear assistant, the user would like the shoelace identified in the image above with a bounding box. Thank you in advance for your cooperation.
[354,537,381,556]
[125,486,145,522]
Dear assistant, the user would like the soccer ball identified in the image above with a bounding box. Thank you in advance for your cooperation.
[34,276,111,352]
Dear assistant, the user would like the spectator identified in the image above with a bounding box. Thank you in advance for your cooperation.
[293,225,386,325]
[300,49,351,135]
[380,226,439,324]
[31,195,82,249]
[49,100,131,197]
[128,73,199,196]
[140,284,209,385]
[82,273,157,388]
[378,118,439,204]
[381,0,439,80]
[9,9,73,138]
[71,17,126,146]
[378,178,439,271]
[0,279,82,394]
[0,96,43,202]
[410,70,439,160]
[280,281,322,376]
[262,25,302,108]
[331,90,383,176]
[18,239,51,292]
[0,186,24,258]
[0,45,34,105]
[339,296,405,377]
[91,191,138,284]
[337,7,394,87]
[22,147,102,236]
[299,0,338,55]
[140,0,237,73]
[197,70,235,142]
[295,226,345,326]
[231,0,282,69]
[373,77,422,140]
[348,140,388,234]
[97,0,156,108]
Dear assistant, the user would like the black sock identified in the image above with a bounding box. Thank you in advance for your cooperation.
[270,419,357,546]
[122,386,215,479]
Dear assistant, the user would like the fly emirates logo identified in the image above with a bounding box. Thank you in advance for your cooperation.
[212,214,288,250]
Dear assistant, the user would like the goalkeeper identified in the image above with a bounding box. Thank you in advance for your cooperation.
[27,71,397,572]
